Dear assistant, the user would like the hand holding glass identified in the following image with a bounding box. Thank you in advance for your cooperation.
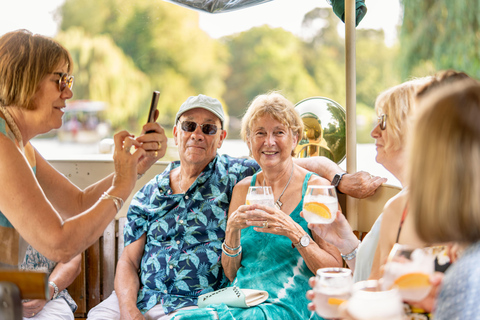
[314,267,353,319]
[303,185,338,224]
[381,243,435,301]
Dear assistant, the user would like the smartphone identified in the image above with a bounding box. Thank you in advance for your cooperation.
[146,90,160,133]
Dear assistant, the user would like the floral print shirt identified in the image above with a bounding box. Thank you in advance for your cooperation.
[124,154,260,314]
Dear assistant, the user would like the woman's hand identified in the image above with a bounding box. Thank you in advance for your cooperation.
[23,299,47,318]
[306,276,317,311]
[135,122,168,176]
[243,204,299,240]
[404,272,443,313]
[227,204,262,233]
[112,131,145,197]
[307,210,359,255]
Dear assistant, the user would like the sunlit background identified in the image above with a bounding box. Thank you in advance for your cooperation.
[1,0,478,187]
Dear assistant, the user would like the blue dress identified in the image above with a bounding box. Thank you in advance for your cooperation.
[174,171,322,320]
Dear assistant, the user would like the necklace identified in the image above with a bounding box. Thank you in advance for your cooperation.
[178,170,185,194]
[0,106,24,152]
[264,162,294,210]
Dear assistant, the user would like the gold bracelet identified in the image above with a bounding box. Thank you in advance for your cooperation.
[100,192,124,213]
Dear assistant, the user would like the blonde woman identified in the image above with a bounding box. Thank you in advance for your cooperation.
[409,80,480,319]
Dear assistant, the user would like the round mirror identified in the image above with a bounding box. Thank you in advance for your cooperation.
[294,97,346,164]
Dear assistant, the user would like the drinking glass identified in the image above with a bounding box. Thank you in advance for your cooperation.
[347,280,405,320]
[303,185,338,224]
[381,243,435,302]
[314,267,353,319]
[246,186,275,208]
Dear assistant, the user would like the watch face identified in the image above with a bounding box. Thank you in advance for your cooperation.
[300,235,310,247]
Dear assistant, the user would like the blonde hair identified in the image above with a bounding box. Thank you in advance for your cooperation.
[0,29,73,110]
[408,80,480,244]
[374,77,430,151]
[241,91,303,157]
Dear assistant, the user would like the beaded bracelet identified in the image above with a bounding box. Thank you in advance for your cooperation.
[223,241,241,252]
[222,242,242,258]
[341,240,361,261]
[100,192,124,213]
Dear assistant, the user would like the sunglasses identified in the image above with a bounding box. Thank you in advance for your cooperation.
[377,114,387,130]
[53,72,74,92]
[180,120,219,135]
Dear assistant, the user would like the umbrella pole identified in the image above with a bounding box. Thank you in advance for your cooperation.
[345,0,358,229]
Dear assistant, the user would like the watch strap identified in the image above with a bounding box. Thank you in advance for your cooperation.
[49,281,59,300]
[331,172,347,194]
[292,234,311,249]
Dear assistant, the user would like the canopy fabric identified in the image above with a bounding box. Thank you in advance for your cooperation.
[327,0,367,27]
[164,0,367,26]
[163,0,273,13]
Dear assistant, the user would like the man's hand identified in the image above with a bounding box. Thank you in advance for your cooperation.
[23,299,47,318]
[120,305,146,320]
[338,171,387,199]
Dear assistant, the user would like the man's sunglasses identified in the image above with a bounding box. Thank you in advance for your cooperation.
[180,121,219,135]
[53,72,74,92]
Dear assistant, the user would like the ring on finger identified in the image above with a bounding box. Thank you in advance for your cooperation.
[32,313,35,317]
[154,151,158,157]
[262,221,268,228]
[156,141,161,149]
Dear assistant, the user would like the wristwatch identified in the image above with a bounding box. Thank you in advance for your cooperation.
[292,234,311,249]
[331,172,347,194]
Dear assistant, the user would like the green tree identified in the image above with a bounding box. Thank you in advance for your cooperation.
[400,0,480,80]
[58,0,229,128]
[56,28,150,131]
[223,26,319,119]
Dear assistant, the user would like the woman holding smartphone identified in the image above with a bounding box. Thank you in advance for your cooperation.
[0,29,166,266]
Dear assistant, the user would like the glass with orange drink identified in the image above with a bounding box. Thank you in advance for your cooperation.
[314,267,353,319]
[381,243,435,301]
[303,185,338,224]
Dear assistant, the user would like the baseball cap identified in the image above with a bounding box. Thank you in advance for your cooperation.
[175,94,225,127]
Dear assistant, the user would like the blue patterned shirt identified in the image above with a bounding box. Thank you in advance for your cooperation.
[124,154,260,314]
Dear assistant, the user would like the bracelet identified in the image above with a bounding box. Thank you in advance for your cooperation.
[100,192,124,213]
[222,242,242,258]
[223,241,241,251]
[137,173,145,180]
[48,281,59,300]
[341,240,361,261]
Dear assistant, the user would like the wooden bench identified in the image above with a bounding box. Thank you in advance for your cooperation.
[67,217,126,319]
[49,159,401,318]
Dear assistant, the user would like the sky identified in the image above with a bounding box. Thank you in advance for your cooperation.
[0,0,401,45]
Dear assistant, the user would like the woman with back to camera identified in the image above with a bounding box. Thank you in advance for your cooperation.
[0,29,166,318]
[409,79,480,319]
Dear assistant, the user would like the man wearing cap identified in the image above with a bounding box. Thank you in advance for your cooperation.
[88,94,385,320]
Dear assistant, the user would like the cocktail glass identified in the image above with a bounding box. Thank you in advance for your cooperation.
[246,186,275,208]
[347,280,405,320]
[314,267,353,319]
[303,185,338,224]
[381,243,435,302]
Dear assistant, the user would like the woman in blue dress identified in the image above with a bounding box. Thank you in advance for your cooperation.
[211,91,342,319]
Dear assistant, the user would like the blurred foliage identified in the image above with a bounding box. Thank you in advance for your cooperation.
[222,26,319,119]
[56,28,150,129]
[400,0,480,80]
[56,0,398,143]
[58,0,228,132]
